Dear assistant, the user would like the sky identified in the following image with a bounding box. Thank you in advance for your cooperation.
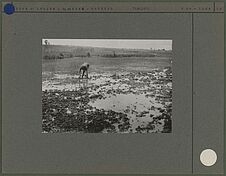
[42,39,172,50]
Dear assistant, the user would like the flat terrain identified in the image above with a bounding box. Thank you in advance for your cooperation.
[42,55,172,133]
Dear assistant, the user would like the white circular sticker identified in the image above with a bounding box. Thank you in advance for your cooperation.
[200,149,217,166]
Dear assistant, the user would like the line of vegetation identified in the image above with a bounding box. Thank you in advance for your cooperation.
[43,52,158,60]
[42,41,172,60]
[43,52,91,60]
[102,53,156,58]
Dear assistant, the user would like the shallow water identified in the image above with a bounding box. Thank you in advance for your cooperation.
[42,68,172,133]
[89,93,164,132]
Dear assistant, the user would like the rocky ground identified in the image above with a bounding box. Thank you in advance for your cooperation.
[42,67,172,133]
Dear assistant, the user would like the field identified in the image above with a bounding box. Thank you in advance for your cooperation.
[42,52,172,133]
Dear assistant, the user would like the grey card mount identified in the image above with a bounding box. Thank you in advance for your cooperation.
[1,1,224,175]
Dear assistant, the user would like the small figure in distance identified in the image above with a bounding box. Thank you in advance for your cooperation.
[79,63,90,79]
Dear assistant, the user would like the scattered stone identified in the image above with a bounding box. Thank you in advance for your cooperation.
[42,67,172,133]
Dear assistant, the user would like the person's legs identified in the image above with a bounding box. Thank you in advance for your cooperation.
[86,70,88,78]
[81,69,85,78]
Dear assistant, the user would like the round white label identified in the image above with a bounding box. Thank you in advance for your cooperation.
[200,149,217,166]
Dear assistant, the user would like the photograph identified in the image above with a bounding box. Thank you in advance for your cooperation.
[42,39,172,133]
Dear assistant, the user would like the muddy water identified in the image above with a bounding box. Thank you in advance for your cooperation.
[89,93,163,132]
[42,68,172,133]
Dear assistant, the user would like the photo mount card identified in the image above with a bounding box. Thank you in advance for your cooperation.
[1,1,224,175]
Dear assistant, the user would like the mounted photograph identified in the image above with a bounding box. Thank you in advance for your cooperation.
[42,39,173,133]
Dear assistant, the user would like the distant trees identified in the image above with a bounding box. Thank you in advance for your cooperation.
[58,53,64,59]
[101,51,156,58]
[44,40,50,45]
[69,53,73,58]
[113,51,116,57]
[43,40,50,59]
[43,55,56,60]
